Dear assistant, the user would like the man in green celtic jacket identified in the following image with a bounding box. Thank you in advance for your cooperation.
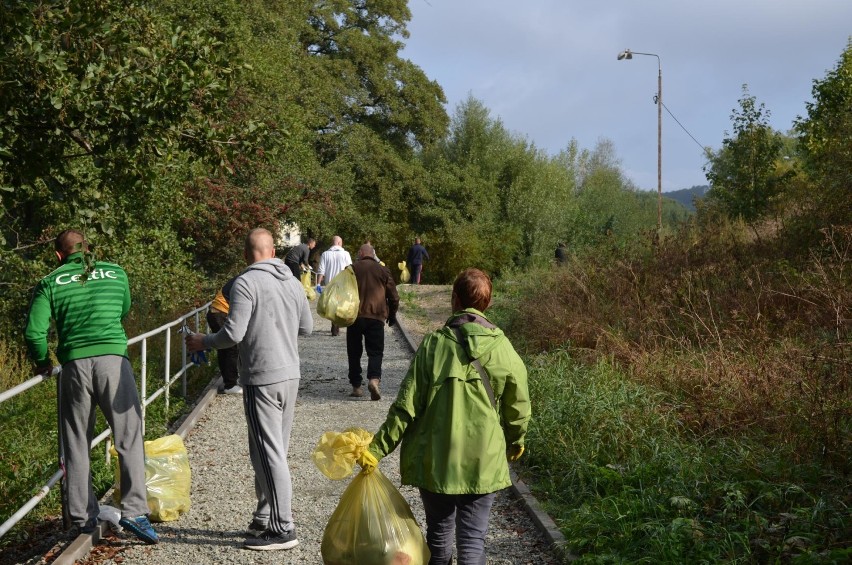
[359,267,530,564]
[25,229,158,544]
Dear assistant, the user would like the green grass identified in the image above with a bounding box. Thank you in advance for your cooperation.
[398,288,429,326]
[518,351,851,563]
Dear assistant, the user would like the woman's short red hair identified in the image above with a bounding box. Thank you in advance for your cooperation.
[452,268,492,312]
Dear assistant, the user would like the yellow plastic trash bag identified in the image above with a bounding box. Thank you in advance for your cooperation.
[398,261,410,284]
[301,271,317,300]
[111,434,191,522]
[317,266,359,327]
[312,429,430,565]
[322,469,430,565]
[313,428,373,480]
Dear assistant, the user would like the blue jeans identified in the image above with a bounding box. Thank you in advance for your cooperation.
[419,489,497,565]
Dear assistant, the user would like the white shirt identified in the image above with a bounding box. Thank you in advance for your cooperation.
[317,246,352,284]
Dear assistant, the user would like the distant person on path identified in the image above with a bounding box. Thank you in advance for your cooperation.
[555,242,567,266]
[206,276,241,394]
[284,237,316,279]
[358,268,530,564]
[406,237,429,284]
[347,243,399,400]
[316,235,353,336]
[186,228,312,551]
[24,229,158,544]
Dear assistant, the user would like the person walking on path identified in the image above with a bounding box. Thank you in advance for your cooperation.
[24,229,158,545]
[316,235,352,336]
[347,243,399,400]
[358,267,530,564]
[284,237,316,279]
[206,276,241,394]
[406,237,429,284]
[186,228,312,551]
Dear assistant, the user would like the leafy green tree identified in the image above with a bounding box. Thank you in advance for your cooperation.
[704,86,792,226]
[795,39,852,226]
[298,0,448,153]
[0,0,263,333]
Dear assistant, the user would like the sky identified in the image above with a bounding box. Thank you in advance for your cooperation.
[399,0,852,192]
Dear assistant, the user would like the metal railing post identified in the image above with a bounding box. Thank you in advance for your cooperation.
[140,338,147,435]
[181,319,188,398]
[165,328,171,416]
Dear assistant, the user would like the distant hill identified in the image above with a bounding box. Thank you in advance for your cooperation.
[664,185,709,212]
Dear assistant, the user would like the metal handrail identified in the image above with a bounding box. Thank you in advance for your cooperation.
[0,301,211,538]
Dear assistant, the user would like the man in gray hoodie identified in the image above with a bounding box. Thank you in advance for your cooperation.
[186,228,312,551]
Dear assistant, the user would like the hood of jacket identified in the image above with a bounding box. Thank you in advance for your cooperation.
[443,308,503,360]
[244,258,293,281]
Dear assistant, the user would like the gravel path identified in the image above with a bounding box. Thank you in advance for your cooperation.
[71,302,562,564]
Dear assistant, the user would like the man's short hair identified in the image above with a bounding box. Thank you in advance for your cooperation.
[414,237,421,244]
[55,229,87,255]
[453,268,492,312]
[358,243,374,259]
[307,237,316,245]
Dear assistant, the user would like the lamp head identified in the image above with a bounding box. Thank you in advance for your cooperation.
[617,49,633,60]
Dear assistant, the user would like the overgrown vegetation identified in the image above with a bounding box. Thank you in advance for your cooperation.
[487,40,852,562]
[493,219,850,561]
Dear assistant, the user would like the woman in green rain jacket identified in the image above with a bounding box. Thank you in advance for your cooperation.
[362,268,531,564]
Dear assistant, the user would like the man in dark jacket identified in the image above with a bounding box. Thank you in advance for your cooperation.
[284,237,316,278]
[347,243,399,400]
[406,237,429,284]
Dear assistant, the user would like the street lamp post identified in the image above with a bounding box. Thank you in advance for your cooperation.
[618,48,662,232]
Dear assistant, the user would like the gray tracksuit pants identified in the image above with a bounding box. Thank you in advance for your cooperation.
[60,356,149,525]
[243,379,299,534]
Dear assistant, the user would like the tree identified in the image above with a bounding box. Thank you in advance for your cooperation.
[704,86,791,226]
[795,39,852,226]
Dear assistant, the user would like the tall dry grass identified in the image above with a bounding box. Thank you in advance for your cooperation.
[505,220,851,472]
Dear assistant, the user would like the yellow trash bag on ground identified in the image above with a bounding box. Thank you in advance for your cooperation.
[301,271,317,300]
[111,434,191,522]
[398,261,410,284]
[313,429,430,565]
[317,266,359,327]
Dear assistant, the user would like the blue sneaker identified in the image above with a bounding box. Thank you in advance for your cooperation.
[119,515,159,545]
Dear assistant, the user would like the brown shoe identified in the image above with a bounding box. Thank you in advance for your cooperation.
[368,379,381,401]
[349,387,363,398]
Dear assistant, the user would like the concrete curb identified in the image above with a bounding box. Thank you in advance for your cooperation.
[391,312,575,562]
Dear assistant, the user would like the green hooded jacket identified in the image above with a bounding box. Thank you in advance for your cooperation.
[369,308,530,494]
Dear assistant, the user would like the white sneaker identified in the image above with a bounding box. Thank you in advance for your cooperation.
[223,385,243,394]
